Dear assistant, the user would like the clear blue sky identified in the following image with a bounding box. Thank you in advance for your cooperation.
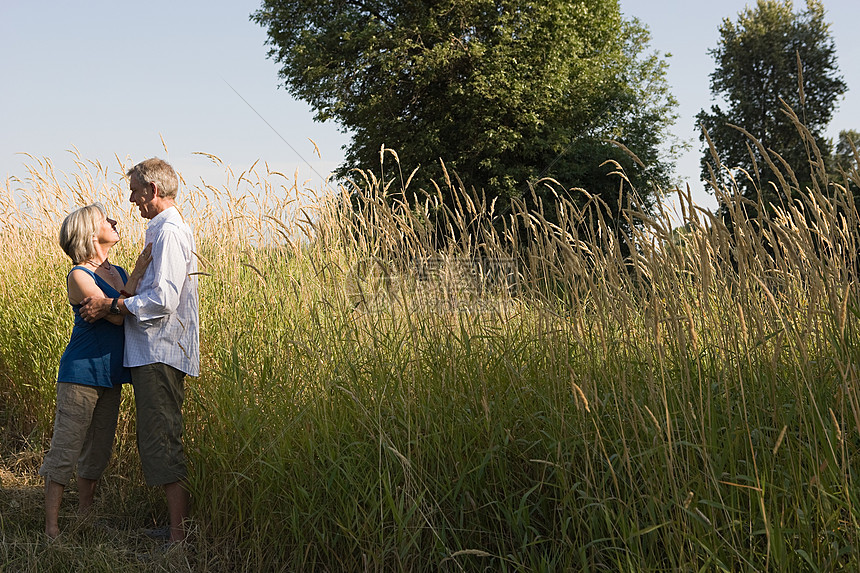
[2,1,858,215]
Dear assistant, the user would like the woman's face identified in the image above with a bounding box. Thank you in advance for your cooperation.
[95,214,120,247]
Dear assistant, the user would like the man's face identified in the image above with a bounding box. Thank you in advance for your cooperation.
[129,175,158,219]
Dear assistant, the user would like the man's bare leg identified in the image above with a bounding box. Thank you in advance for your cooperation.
[44,479,64,539]
[76,477,98,514]
[164,481,189,542]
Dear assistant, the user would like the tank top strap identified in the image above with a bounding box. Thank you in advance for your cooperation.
[68,265,122,298]
[69,265,96,279]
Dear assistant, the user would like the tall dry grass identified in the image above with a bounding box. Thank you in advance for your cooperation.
[0,126,858,571]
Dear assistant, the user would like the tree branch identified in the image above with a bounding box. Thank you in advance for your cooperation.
[343,0,395,29]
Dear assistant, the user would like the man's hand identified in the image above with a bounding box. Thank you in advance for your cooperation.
[79,296,111,323]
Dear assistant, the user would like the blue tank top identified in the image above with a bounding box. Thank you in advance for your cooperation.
[56,265,131,388]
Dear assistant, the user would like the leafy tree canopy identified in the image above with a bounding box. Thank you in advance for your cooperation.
[253,0,679,226]
[697,0,846,209]
[831,129,859,198]
[833,129,858,173]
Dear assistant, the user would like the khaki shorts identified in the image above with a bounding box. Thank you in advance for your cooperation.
[131,363,186,487]
[39,382,122,485]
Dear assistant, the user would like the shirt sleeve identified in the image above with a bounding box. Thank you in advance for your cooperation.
[124,226,190,322]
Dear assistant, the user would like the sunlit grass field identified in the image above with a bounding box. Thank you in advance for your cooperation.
[1,140,859,571]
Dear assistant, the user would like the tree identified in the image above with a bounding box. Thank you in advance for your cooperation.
[831,129,859,200]
[697,0,847,210]
[252,0,679,230]
[833,129,858,174]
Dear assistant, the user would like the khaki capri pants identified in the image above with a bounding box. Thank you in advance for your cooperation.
[39,382,122,485]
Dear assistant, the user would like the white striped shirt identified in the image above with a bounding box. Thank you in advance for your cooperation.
[123,206,200,376]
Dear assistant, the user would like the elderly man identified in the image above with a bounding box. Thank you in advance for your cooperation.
[81,157,199,543]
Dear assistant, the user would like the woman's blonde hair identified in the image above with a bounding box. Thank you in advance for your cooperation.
[59,203,106,264]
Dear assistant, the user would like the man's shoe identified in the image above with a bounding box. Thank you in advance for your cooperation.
[142,525,171,540]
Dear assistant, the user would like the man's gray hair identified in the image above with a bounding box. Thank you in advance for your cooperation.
[127,157,179,200]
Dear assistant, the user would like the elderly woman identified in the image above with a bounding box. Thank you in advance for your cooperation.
[39,203,151,539]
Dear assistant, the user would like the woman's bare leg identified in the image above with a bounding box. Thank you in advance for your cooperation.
[44,479,64,539]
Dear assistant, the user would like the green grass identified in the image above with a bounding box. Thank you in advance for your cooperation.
[1,145,859,571]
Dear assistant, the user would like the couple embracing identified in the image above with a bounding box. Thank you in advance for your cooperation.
[39,158,199,544]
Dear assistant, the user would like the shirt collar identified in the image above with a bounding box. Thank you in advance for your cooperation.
[147,205,179,230]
